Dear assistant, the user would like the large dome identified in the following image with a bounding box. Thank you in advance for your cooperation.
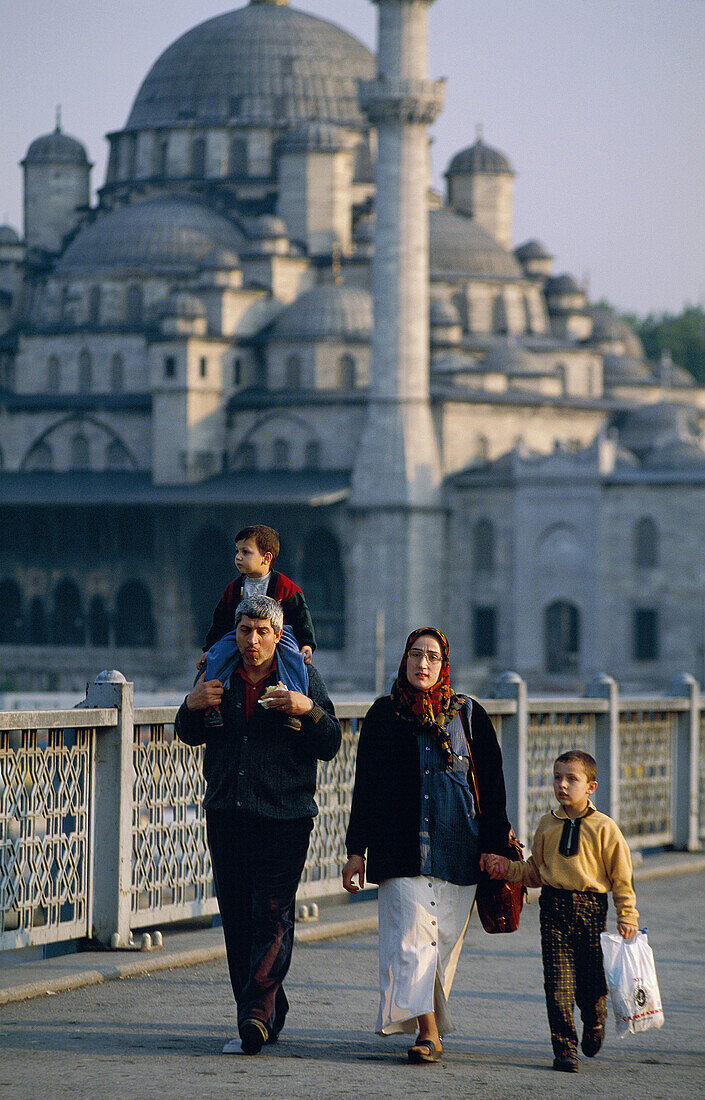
[54,197,245,276]
[124,1,374,132]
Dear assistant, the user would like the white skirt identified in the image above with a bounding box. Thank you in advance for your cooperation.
[376,875,477,1036]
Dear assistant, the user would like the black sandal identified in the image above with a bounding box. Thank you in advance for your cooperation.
[408,1037,441,1064]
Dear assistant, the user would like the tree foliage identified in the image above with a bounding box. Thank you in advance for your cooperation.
[620,304,705,385]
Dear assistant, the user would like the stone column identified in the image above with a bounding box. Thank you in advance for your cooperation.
[350,1,446,686]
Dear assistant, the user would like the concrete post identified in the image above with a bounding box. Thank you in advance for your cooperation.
[492,671,527,846]
[79,671,134,945]
[585,674,619,823]
[669,673,701,851]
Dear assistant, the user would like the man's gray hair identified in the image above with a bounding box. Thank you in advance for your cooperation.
[234,595,284,633]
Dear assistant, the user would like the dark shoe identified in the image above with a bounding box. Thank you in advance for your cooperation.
[408,1037,442,1064]
[283,716,302,731]
[581,1024,605,1057]
[204,706,223,728]
[553,1054,579,1072]
[240,1018,268,1055]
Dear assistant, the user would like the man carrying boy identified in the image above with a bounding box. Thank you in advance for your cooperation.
[198,524,316,726]
[176,595,341,1055]
[482,750,638,1073]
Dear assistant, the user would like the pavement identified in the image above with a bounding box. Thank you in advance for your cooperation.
[1,852,704,1099]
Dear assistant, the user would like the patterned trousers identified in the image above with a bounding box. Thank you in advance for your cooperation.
[206,809,313,1039]
[539,885,608,1057]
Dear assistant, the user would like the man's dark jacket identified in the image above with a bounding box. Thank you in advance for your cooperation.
[175,664,341,820]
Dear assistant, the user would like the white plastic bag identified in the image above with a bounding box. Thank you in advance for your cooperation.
[600,930,664,1036]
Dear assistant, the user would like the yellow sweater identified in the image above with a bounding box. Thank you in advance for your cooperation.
[504,802,639,926]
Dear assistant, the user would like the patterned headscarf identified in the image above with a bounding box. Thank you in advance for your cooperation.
[390,627,467,766]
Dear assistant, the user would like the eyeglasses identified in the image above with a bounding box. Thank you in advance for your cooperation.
[407,649,443,664]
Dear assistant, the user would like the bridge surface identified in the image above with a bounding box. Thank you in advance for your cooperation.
[1,854,704,1100]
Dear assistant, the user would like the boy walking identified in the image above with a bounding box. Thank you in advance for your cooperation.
[483,750,638,1072]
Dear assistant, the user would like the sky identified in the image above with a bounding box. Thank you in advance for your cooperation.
[2,0,703,316]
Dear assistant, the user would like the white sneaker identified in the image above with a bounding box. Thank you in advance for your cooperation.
[222,1037,244,1055]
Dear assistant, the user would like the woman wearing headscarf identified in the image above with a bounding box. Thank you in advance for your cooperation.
[342,628,510,1064]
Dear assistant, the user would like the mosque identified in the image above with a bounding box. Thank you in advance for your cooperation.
[1,0,704,693]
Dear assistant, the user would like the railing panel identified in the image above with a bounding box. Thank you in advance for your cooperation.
[0,725,92,950]
[618,708,674,847]
[131,712,218,929]
[526,711,596,838]
[699,707,705,844]
[299,715,360,899]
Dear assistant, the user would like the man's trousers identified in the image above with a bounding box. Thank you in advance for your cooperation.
[206,809,313,1039]
[539,885,609,1057]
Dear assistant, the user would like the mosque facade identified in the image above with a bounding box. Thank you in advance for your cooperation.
[1,0,704,693]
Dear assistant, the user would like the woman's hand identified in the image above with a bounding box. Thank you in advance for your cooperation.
[618,922,638,939]
[342,854,366,893]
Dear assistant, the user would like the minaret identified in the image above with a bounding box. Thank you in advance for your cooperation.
[350,0,445,684]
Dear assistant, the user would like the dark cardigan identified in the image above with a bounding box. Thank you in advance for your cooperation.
[345,696,511,885]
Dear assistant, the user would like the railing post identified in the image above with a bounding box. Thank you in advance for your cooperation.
[80,670,134,945]
[586,675,619,823]
[669,673,701,851]
[492,671,527,847]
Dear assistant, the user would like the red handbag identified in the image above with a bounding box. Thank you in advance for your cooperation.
[460,708,527,933]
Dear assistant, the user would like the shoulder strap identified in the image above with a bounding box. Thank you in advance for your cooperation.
[459,701,481,815]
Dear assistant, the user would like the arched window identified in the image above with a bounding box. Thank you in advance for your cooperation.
[230,138,248,176]
[88,595,110,646]
[472,518,495,573]
[51,579,84,645]
[105,438,131,471]
[634,517,659,569]
[545,600,580,674]
[0,579,24,643]
[188,526,233,645]
[273,438,290,468]
[300,529,345,649]
[492,295,508,334]
[24,441,53,471]
[88,286,101,325]
[71,433,90,470]
[191,137,206,178]
[235,442,256,470]
[126,284,143,325]
[47,354,61,393]
[154,138,168,178]
[337,354,356,389]
[476,435,489,463]
[285,354,302,388]
[110,353,124,394]
[28,597,46,645]
[115,581,155,647]
[304,440,321,469]
[78,349,92,393]
[233,358,242,386]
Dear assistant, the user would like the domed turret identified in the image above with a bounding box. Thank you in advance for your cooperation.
[444,128,515,249]
[22,116,91,253]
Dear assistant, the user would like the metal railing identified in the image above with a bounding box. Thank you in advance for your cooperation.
[1,671,702,953]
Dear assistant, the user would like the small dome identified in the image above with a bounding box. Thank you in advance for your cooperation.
[643,439,705,469]
[0,224,21,245]
[269,283,372,340]
[430,298,461,326]
[481,339,548,375]
[430,209,522,279]
[160,291,207,319]
[602,353,654,384]
[54,197,244,275]
[446,136,514,176]
[514,239,552,262]
[24,125,89,165]
[588,307,644,357]
[431,352,480,374]
[280,121,348,154]
[616,402,701,459]
[250,214,288,240]
[545,273,584,297]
